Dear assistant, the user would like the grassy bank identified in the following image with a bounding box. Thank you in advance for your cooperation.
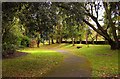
[51,44,119,77]
[2,44,119,77]
[2,48,64,77]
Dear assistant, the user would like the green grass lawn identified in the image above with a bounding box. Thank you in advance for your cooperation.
[2,44,119,77]
[72,45,119,77]
[2,48,64,77]
[38,43,119,77]
[47,44,119,77]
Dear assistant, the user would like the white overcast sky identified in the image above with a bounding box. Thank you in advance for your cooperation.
[90,1,105,28]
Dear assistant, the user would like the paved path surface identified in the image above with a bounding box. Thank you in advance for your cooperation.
[46,49,92,77]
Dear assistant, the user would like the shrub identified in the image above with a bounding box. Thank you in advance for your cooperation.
[29,39,37,47]
[20,36,30,47]
[2,23,23,56]
[2,32,21,56]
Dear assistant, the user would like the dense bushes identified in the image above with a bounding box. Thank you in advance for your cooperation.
[2,28,22,56]
[2,32,30,56]
[20,36,30,48]
[2,17,25,56]
[29,39,37,47]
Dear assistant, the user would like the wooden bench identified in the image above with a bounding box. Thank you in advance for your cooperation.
[77,46,82,49]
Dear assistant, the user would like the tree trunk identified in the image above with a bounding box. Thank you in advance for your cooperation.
[86,33,88,44]
[118,41,120,50]
[56,38,59,43]
[108,39,120,50]
[37,40,40,47]
[96,33,98,42]
[72,37,75,46]
[59,37,62,43]
[65,39,67,42]
[92,39,94,44]
[83,19,119,50]
[59,37,61,44]
[79,36,82,44]
[48,38,50,45]
[110,42,117,50]
[79,39,82,44]
[51,38,54,44]
[43,39,45,45]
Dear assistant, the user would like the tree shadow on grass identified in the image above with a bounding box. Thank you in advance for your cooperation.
[2,52,29,59]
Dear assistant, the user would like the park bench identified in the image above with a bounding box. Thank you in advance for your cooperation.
[77,46,82,49]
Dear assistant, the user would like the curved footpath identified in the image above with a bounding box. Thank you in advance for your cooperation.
[45,49,92,77]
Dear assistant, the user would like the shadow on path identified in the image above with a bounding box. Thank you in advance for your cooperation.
[45,49,92,77]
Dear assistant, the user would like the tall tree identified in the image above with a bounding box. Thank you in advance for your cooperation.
[2,2,25,55]
[55,2,120,50]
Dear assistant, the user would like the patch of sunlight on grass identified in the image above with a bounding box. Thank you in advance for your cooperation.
[63,44,73,48]
[3,48,64,77]
[18,49,57,54]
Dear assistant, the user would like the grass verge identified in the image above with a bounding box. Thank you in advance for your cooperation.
[2,48,64,77]
[57,44,119,77]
